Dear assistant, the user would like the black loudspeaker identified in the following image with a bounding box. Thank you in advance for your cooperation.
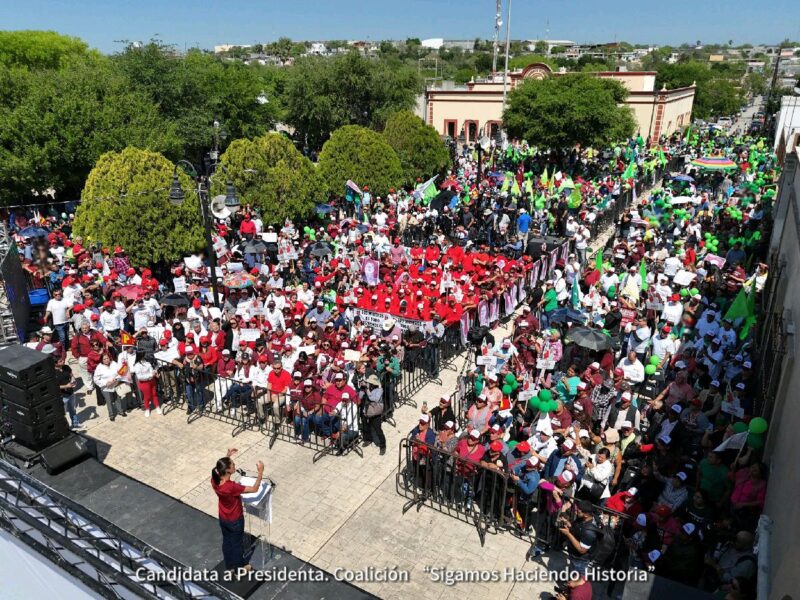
[0,345,55,387]
[0,379,60,407]
[4,398,62,426]
[9,415,69,450]
[40,434,91,475]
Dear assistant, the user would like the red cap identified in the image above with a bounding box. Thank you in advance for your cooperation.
[489,440,503,452]
[114,246,123,254]
[164,330,172,339]
[670,293,680,302]
[159,339,168,346]
[126,268,135,276]
[90,314,100,321]
[516,441,531,453]
[102,301,112,308]
[639,443,655,453]
[192,299,201,308]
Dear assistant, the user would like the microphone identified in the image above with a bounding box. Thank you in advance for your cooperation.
[236,468,247,476]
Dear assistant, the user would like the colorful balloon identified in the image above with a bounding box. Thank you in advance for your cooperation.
[645,364,656,376]
[748,417,768,435]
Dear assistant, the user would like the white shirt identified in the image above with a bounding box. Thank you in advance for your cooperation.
[661,301,683,326]
[264,308,285,331]
[651,334,676,360]
[46,297,71,325]
[251,365,270,389]
[664,256,682,277]
[334,401,360,432]
[297,288,315,307]
[581,455,614,499]
[133,360,156,382]
[100,309,123,332]
[93,361,120,392]
[617,357,645,383]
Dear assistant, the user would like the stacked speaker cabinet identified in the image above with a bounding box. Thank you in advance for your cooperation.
[0,345,69,450]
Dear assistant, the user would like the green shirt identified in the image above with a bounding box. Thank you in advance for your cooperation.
[698,458,729,502]
[544,289,558,312]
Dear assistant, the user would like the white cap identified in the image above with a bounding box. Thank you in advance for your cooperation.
[682,522,696,535]
[671,404,683,414]
[39,344,56,354]
[578,429,590,439]
[526,456,540,468]
[647,550,661,563]
[621,420,633,429]
[303,379,313,386]
[469,429,481,440]
[443,420,455,430]
[419,414,430,424]
[334,372,344,380]
[636,513,647,526]
[621,391,632,400]
[743,361,752,368]
[676,471,688,481]
[627,487,638,496]
[341,392,350,399]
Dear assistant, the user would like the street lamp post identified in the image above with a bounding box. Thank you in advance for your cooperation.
[168,160,240,308]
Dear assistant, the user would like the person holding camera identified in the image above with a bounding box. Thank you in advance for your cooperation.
[558,499,599,578]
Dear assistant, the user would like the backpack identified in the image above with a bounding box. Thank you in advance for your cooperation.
[467,325,490,346]
[585,517,617,567]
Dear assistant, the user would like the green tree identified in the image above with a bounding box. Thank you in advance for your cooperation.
[655,60,742,119]
[382,110,450,184]
[0,55,180,204]
[533,41,547,54]
[705,79,742,117]
[0,30,91,70]
[73,148,204,266]
[112,41,280,162]
[214,133,321,224]
[284,51,420,150]
[503,74,636,149]
[317,125,402,197]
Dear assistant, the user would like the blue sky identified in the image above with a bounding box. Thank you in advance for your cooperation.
[1,0,798,53]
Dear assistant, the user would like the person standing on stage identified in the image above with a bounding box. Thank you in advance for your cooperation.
[210,449,265,573]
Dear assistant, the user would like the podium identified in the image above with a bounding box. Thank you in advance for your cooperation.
[240,476,273,568]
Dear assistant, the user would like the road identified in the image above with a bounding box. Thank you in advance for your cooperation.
[731,96,765,136]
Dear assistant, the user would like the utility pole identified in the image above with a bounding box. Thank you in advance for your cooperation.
[765,45,783,135]
[492,0,503,74]
[501,0,513,114]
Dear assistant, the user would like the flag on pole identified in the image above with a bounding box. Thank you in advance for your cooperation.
[714,431,748,452]
[540,167,549,188]
[571,277,581,309]
[412,175,438,203]
[639,258,648,291]
[725,278,758,339]
[596,248,604,276]
[120,331,135,347]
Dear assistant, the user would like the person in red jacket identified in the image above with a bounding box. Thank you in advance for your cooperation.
[238,213,256,239]
[267,358,293,427]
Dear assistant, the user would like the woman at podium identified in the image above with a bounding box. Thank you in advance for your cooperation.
[210,448,264,571]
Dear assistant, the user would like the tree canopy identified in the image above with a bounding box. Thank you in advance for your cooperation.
[284,51,420,151]
[317,125,403,197]
[73,148,204,266]
[382,111,450,184]
[0,30,91,70]
[214,133,321,225]
[655,60,743,120]
[0,55,180,202]
[503,74,636,149]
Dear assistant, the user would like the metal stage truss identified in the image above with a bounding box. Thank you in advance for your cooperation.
[0,458,240,600]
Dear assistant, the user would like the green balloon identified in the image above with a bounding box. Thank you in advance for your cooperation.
[474,381,484,396]
[645,364,656,376]
[511,381,519,391]
[508,440,518,449]
[502,384,513,395]
[529,397,540,410]
[748,417,768,435]
[690,288,699,296]
[680,289,689,297]
[505,373,517,385]
[731,421,748,434]
[746,433,764,449]
[650,356,661,366]
[538,389,552,403]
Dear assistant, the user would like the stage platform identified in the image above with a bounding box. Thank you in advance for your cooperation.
[25,454,377,600]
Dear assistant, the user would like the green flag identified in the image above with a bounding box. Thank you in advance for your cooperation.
[622,161,637,180]
[540,167,549,188]
[596,249,604,275]
[571,276,581,309]
[639,259,648,291]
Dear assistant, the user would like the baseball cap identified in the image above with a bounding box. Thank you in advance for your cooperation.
[526,456,540,468]
[682,522,696,535]
[489,440,503,452]
[621,420,633,429]
[647,550,661,563]
[516,441,531,453]
[419,414,430,424]
[671,403,683,414]
[468,429,481,440]
[675,471,688,482]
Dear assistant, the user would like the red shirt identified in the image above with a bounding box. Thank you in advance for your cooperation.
[267,369,292,393]
[211,478,245,521]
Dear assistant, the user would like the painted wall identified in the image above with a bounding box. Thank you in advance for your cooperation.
[762,150,800,600]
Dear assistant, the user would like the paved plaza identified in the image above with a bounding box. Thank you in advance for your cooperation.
[70,319,591,599]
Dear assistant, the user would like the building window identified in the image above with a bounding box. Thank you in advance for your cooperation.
[464,120,478,142]
[444,119,457,139]
[487,121,501,139]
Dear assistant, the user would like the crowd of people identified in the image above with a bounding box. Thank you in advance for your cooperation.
[6,123,778,598]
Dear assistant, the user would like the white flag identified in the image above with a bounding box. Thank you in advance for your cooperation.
[714,431,748,453]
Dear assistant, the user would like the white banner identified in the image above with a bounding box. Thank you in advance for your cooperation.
[352,307,430,333]
[239,328,261,342]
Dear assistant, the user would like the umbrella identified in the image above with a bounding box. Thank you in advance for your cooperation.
[315,203,334,215]
[672,174,694,182]
[116,284,147,301]
[690,157,737,170]
[565,326,612,351]
[160,293,190,308]
[242,240,268,255]
[547,307,586,326]
[309,241,333,258]
[18,226,49,238]
[223,273,256,289]
[430,189,456,213]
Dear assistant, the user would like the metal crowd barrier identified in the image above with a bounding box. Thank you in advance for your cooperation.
[396,438,527,545]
